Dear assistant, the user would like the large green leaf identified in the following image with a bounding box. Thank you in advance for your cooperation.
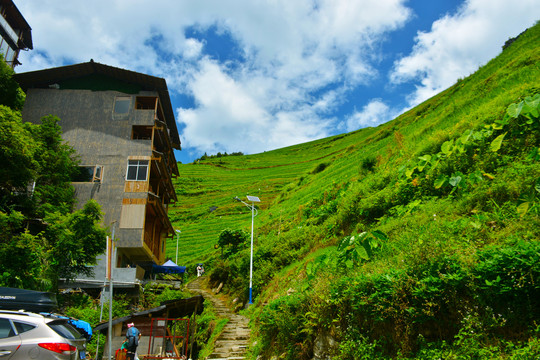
[405,167,416,178]
[459,130,473,144]
[521,103,537,122]
[306,261,314,276]
[490,132,506,152]
[523,94,540,118]
[449,176,462,187]
[357,246,370,261]
[441,140,454,155]
[507,102,523,118]
[516,202,530,218]
[417,155,431,171]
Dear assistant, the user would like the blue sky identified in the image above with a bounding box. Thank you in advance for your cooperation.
[14,0,539,164]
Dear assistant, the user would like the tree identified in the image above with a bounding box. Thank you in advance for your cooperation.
[218,229,249,258]
[0,54,25,111]
[42,200,107,289]
[0,106,37,199]
[0,65,107,291]
[30,115,79,216]
[0,212,44,290]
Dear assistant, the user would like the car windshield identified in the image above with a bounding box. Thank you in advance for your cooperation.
[48,321,83,340]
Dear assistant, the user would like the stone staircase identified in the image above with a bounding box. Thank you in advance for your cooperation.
[187,278,250,360]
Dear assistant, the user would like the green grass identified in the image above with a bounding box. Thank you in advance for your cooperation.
[168,129,376,266]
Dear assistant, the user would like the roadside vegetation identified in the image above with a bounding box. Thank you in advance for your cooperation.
[170,22,540,358]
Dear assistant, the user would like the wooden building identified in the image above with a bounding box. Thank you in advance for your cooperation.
[0,0,32,67]
[14,61,181,289]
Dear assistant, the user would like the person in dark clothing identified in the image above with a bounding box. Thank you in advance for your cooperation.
[125,322,141,360]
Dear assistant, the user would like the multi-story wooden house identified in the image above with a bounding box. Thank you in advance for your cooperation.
[0,0,32,67]
[14,61,180,289]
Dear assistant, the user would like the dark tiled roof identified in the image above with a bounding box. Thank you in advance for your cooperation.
[14,60,180,149]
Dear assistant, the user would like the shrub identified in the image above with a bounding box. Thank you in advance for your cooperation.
[257,293,311,359]
[473,240,540,332]
[312,162,328,174]
[361,156,377,172]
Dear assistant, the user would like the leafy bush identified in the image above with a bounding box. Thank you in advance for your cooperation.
[473,240,540,332]
[257,293,311,359]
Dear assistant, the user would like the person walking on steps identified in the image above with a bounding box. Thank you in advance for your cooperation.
[197,264,204,277]
[125,322,141,360]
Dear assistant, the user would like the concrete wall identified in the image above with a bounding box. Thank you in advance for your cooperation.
[21,88,154,221]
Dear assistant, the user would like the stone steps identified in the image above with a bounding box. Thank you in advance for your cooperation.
[187,278,250,360]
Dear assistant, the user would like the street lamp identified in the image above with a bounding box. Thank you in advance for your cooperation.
[234,195,260,304]
[175,230,181,264]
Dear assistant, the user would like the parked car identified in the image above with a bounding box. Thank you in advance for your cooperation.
[0,310,86,359]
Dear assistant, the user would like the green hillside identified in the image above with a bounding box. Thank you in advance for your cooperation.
[170,22,540,359]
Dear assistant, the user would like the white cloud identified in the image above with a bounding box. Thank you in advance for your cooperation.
[390,0,540,107]
[343,99,393,132]
[178,58,332,155]
[183,39,204,59]
[14,0,413,158]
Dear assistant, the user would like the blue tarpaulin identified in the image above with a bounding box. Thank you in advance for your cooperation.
[40,313,92,340]
[152,260,186,274]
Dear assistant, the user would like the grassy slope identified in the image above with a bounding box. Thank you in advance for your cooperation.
[169,22,539,270]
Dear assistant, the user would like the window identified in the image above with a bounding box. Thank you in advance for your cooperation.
[0,318,15,339]
[0,39,9,58]
[14,321,36,334]
[135,96,157,110]
[72,166,103,183]
[48,321,83,340]
[114,96,131,114]
[132,125,153,140]
[126,160,148,181]
[95,165,103,181]
[5,45,15,63]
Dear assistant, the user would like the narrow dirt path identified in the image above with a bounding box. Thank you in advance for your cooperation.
[187,277,250,360]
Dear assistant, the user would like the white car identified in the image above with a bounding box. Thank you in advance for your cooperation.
[0,310,86,360]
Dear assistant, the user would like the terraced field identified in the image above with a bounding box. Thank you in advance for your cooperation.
[167,130,375,265]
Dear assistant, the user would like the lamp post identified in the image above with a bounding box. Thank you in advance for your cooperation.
[175,229,181,264]
[107,222,116,360]
[234,195,260,304]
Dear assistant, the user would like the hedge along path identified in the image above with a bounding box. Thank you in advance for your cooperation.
[187,277,250,360]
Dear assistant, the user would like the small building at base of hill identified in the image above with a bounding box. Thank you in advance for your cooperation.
[94,296,203,360]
